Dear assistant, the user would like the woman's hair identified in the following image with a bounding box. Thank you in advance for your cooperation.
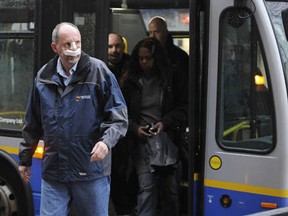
[128,37,169,83]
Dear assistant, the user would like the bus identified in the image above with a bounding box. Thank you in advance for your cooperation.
[1,0,288,215]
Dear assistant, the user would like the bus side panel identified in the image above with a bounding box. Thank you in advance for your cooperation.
[203,0,288,215]
[204,186,288,216]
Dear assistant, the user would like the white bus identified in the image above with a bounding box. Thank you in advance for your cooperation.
[1,0,288,215]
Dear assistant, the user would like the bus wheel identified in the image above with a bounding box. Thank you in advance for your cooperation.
[0,150,34,216]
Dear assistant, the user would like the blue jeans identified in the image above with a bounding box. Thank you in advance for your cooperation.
[40,176,110,216]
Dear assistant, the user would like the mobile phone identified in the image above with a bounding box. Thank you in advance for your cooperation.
[144,123,157,134]
[149,127,157,133]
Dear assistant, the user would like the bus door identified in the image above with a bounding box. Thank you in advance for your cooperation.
[202,0,288,215]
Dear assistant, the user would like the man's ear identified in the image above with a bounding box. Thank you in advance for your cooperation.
[51,42,58,53]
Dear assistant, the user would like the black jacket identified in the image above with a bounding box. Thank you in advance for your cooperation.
[122,68,188,147]
[165,34,189,117]
[107,53,130,83]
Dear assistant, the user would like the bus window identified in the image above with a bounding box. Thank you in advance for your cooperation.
[0,0,35,32]
[0,0,35,132]
[173,37,189,54]
[217,7,274,152]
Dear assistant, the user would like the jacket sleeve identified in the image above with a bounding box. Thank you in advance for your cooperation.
[19,81,43,166]
[120,78,140,136]
[99,71,128,149]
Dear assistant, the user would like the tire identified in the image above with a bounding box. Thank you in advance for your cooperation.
[0,150,34,216]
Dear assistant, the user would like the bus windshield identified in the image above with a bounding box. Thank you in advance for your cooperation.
[266,1,288,81]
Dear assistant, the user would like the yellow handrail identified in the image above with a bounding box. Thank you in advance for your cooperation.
[223,120,250,140]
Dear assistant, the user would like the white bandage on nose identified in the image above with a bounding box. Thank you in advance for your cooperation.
[70,41,77,50]
[63,48,81,57]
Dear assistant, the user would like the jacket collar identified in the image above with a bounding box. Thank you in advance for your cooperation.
[39,51,91,83]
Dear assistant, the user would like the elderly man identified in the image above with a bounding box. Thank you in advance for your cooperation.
[18,22,128,216]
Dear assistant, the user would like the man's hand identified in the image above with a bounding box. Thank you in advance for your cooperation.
[19,166,31,184]
[90,141,109,162]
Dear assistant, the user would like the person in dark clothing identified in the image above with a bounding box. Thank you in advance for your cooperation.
[148,16,189,183]
[148,16,189,100]
[108,33,130,87]
[107,32,138,216]
[122,37,188,216]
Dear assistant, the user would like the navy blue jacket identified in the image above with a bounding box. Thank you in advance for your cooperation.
[19,52,128,182]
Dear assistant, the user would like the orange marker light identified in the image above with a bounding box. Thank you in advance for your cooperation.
[34,146,44,159]
[261,202,277,209]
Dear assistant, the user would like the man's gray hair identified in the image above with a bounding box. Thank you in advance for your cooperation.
[51,22,80,43]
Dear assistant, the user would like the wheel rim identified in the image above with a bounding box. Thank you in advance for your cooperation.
[0,150,34,216]
[0,179,17,216]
